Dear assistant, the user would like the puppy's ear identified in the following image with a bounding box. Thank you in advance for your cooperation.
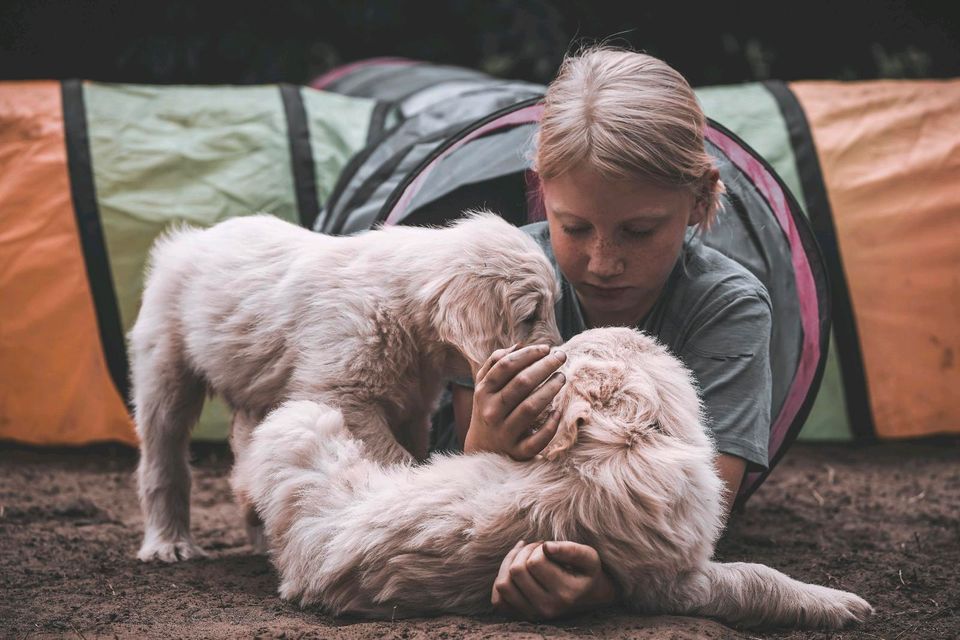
[648,358,704,443]
[541,398,590,460]
[431,274,505,367]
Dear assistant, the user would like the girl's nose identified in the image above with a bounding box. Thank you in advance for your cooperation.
[587,237,626,279]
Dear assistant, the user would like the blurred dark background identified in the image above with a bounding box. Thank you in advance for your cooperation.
[1,0,957,86]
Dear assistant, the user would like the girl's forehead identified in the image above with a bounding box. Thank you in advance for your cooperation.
[549,205,675,225]
[541,166,692,223]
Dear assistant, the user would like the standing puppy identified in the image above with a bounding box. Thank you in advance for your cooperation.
[130,212,560,562]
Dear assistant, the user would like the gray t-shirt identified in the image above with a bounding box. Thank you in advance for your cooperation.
[441,222,772,471]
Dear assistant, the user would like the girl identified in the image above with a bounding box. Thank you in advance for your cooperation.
[447,47,773,620]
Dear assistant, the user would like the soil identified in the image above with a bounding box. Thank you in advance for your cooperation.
[1,440,958,639]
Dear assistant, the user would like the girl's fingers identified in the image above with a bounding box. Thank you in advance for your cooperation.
[492,541,537,618]
[498,540,525,575]
[509,541,540,579]
[496,349,566,413]
[476,343,520,382]
[494,577,538,620]
[492,540,525,598]
[525,543,574,590]
[508,543,551,606]
[479,344,552,394]
[505,369,565,445]
[512,409,562,460]
[541,540,601,573]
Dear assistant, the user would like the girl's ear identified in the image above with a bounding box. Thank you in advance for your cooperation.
[689,199,708,228]
[689,168,721,229]
[541,398,591,460]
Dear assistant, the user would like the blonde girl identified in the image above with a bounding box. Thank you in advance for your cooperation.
[449,47,773,620]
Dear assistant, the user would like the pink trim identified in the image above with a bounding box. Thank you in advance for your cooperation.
[386,103,545,224]
[310,57,417,90]
[705,126,821,494]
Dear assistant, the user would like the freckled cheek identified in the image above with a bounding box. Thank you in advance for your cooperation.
[552,238,590,279]
[617,242,670,288]
[636,241,682,285]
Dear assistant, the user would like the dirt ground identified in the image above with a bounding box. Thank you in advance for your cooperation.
[1,440,958,640]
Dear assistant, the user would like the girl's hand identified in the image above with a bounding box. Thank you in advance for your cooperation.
[491,540,619,620]
[463,344,567,460]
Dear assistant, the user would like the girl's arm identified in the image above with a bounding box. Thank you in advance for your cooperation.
[715,453,747,517]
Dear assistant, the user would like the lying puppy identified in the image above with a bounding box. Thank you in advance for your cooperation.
[130,212,560,562]
[234,327,872,629]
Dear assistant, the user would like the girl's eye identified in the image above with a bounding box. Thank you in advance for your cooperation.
[624,227,654,239]
[562,226,590,236]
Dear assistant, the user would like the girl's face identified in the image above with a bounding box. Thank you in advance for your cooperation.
[542,163,707,328]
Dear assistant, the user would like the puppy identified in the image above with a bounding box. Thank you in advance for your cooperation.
[233,327,872,629]
[130,212,561,562]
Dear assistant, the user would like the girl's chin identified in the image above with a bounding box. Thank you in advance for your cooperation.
[576,289,648,325]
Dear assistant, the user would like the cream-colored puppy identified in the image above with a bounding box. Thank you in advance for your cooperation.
[234,327,872,629]
[130,212,560,562]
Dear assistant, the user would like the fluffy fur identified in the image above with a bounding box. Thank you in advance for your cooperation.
[130,212,561,562]
[234,327,872,629]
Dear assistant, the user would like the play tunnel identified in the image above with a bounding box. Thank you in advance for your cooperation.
[314,60,830,503]
[0,80,381,444]
[315,59,960,450]
[1,65,956,501]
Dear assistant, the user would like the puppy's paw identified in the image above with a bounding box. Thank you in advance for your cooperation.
[137,537,208,563]
[808,587,873,628]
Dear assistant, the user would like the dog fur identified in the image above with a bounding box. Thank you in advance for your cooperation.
[233,327,872,629]
[130,212,561,562]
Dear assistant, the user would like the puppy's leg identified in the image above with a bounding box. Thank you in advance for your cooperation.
[338,401,415,466]
[229,409,267,553]
[675,561,872,629]
[132,332,207,563]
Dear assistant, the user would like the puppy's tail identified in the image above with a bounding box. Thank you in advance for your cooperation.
[231,400,364,544]
[677,561,873,629]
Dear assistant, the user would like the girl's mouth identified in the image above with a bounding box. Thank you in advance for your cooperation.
[580,283,631,300]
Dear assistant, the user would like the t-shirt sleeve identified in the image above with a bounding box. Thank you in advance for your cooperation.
[679,292,773,472]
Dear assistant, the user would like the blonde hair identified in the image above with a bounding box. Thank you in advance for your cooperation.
[535,47,723,226]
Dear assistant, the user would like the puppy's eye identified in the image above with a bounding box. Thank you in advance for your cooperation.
[521,313,537,326]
